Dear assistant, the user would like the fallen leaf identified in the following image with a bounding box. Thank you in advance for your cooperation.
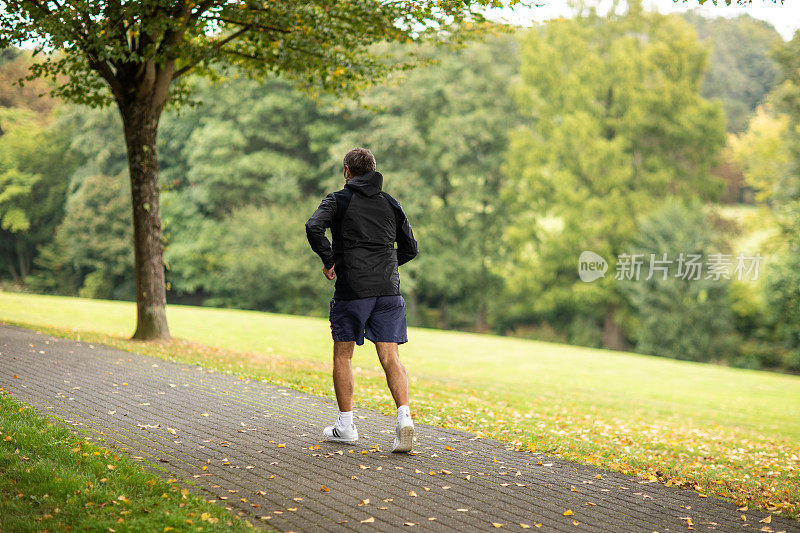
[320,485,330,492]
[361,517,375,524]
[492,523,503,528]
[520,524,531,529]
[409,491,417,497]
[760,516,771,524]
[563,510,573,516]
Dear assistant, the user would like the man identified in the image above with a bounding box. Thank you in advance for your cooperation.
[305,147,418,453]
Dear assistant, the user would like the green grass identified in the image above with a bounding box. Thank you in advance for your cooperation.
[0,392,254,532]
[2,290,799,519]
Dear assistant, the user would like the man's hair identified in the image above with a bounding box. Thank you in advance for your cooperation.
[343,147,376,177]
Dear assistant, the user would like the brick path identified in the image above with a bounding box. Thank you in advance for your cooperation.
[1,324,797,532]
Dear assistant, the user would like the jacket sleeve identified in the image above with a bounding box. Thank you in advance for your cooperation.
[305,193,337,269]
[395,204,418,267]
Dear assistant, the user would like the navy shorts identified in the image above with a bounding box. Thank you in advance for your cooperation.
[329,295,408,346]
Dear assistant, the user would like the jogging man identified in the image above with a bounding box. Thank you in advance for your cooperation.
[305,147,418,453]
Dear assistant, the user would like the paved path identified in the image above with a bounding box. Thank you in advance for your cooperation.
[0,324,797,533]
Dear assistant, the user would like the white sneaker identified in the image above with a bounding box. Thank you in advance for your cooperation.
[322,423,358,444]
[391,414,414,453]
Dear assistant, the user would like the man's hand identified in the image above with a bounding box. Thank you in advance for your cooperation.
[323,264,336,280]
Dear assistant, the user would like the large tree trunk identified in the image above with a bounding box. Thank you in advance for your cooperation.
[120,100,171,341]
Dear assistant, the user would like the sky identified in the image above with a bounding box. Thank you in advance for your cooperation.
[486,0,800,40]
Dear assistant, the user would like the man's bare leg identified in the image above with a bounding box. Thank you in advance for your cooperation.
[332,341,355,412]
[375,342,409,407]
[376,341,413,453]
[322,340,358,442]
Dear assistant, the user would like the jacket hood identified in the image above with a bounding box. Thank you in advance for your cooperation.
[345,170,383,196]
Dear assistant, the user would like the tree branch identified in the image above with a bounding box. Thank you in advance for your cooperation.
[172,24,253,80]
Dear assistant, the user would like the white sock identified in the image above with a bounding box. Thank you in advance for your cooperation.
[337,410,353,429]
[397,405,410,423]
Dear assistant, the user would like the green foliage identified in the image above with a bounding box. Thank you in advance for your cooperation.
[502,4,726,342]
[685,13,782,132]
[32,172,134,300]
[0,0,509,108]
[727,104,792,203]
[200,204,332,314]
[762,247,800,370]
[619,200,737,362]
[0,109,75,281]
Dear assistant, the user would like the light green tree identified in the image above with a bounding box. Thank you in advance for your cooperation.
[504,2,726,348]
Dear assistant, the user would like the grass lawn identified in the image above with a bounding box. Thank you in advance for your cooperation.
[1,290,799,520]
[0,392,253,532]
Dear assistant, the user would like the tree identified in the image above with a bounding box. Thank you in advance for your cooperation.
[33,172,135,299]
[0,0,508,340]
[0,109,76,282]
[684,13,782,132]
[503,1,726,349]
[619,200,736,362]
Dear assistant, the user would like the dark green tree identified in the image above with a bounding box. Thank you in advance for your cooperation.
[619,200,737,362]
[685,13,782,132]
[0,0,509,339]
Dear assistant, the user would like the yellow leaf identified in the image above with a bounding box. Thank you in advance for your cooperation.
[492,523,503,528]
[361,517,375,524]
[446,446,454,451]
[320,485,330,492]
[277,443,286,448]
[760,516,771,524]
[594,474,602,479]
[520,524,531,529]
[563,510,573,516]
[409,491,417,497]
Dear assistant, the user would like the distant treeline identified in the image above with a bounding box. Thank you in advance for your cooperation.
[1,9,798,372]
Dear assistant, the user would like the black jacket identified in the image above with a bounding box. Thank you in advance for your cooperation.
[305,171,418,300]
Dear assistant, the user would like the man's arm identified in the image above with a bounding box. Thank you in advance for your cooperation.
[394,204,418,266]
[305,193,337,269]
